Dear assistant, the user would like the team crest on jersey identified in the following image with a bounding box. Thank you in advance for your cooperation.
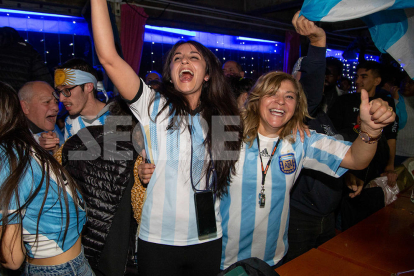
[279,153,296,174]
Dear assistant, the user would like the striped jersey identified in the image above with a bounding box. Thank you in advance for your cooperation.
[127,79,221,246]
[63,102,113,140]
[0,148,86,259]
[220,131,351,269]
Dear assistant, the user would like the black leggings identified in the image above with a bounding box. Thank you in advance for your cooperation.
[137,238,222,276]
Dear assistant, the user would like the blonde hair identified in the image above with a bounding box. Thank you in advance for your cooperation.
[242,71,310,146]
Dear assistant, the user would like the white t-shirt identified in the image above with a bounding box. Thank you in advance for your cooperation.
[128,79,221,246]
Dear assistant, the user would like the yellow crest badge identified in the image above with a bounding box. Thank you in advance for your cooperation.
[279,153,296,174]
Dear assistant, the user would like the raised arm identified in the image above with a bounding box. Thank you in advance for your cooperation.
[91,0,141,101]
[340,89,395,170]
[292,11,326,115]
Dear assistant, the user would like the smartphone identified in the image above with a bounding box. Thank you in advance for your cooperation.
[194,191,217,238]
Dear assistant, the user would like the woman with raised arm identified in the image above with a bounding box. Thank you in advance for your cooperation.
[136,12,395,271]
[0,82,93,275]
[91,1,242,275]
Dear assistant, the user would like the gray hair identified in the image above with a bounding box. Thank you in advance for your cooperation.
[18,81,47,102]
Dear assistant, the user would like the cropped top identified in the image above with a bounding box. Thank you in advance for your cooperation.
[0,148,86,258]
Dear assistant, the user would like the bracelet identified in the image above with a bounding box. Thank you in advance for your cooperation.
[353,125,383,144]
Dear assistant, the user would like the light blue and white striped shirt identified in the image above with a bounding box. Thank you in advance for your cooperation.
[63,102,113,141]
[220,131,351,269]
[0,148,86,259]
[128,80,221,246]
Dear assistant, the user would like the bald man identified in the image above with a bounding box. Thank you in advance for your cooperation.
[222,60,245,78]
[19,81,64,152]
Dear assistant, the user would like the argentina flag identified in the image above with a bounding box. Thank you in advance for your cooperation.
[299,0,414,79]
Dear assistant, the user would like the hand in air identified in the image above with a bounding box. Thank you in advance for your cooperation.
[358,89,395,135]
[292,10,326,47]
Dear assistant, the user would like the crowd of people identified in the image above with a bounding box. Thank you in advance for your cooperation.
[0,1,411,276]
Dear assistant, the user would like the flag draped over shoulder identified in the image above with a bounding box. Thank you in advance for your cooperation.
[300,0,414,79]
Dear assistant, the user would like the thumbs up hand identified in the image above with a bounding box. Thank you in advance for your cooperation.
[358,89,395,135]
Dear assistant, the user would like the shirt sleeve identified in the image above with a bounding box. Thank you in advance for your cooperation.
[124,78,155,125]
[302,132,351,178]
[382,96,398,140]
[300,45,326,115]
[328,94,347,133]
[395,93,407,130]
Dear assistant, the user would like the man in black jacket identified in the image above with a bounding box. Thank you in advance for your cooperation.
[56,59,144,276]
[59,99,144,276]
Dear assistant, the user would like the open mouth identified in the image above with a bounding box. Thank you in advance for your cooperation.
[46,115,57,123]
[64,103,72,110]
[179,69,194,82]
[270,109,285,116]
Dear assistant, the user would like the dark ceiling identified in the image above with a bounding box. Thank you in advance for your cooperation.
[1,0,380,54]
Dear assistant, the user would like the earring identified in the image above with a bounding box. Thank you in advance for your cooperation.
[170,79,173,83]
[205,77,209,81]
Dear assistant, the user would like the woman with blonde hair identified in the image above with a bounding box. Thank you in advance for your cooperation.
[0,81,93,275]
[219,71,395,269]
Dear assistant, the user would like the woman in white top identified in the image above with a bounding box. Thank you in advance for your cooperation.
[90,1,242,275]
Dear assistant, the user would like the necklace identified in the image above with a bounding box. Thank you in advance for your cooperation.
[256,135,281,208]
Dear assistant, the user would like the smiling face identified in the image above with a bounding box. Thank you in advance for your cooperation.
[21,82,59,131]
[257,80,297,137]
[169,43,209,105]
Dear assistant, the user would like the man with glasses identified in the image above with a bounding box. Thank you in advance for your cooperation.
[18,81,64,152]
[53,58,142,276]
[54,58,114,140]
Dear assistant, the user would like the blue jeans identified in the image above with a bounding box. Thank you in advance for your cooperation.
[23,247,95,276]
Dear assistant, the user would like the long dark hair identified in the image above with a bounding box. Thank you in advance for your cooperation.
[0,82,82,263]
[155,40,242,197]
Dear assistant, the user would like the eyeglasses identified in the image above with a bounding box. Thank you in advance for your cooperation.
[54,85,79,98]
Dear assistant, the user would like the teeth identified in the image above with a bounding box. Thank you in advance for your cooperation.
[179,69,194,77]
[270,109,284,114]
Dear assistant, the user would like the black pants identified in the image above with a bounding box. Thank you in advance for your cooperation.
[138,238,222,276]
[285,207,335,262]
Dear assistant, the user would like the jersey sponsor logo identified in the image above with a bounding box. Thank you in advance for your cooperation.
[279,153,296,174]
[260,148,270,158]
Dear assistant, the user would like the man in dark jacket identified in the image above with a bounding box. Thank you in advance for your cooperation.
[0,27,53,91]
[55,59,144,275]
[59,99,144,276]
